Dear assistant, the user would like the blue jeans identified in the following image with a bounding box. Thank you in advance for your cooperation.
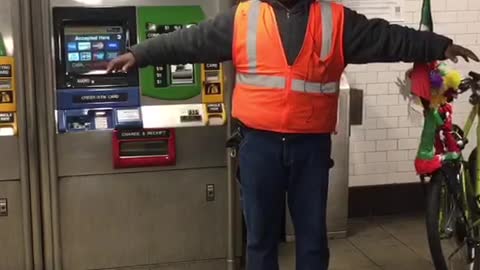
[238,126,332,270]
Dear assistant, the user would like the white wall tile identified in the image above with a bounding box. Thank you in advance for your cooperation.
[398,138,419,150]
[409,127,423,138]
[388,128,410,139]
[366,129,387,141]
[388,150,409,161]
[377,117,399,129]
[366,83,389,95]
[377,95,398,106]
[367,106,388,118]
[366,152,388,163]
[363,118,377,129]
[446,0,468,11]
[355,163,391,175]
[351,128,365,142]
[469,0,480,9]
[351,153,365,164]
[388,105,409,117]
[435,11,458,23]
[352,141,376,153]
[377,140,398,151]
[457,12,478,23]
[364,96,377,106]
[377,72,401,83]
[357,72,378,84]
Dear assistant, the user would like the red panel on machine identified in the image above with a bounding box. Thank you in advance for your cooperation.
[112,128,176,169]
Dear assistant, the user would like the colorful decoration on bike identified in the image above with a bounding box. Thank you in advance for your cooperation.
[398,0,464,175]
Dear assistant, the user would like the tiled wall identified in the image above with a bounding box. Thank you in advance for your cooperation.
[345,0,480,187]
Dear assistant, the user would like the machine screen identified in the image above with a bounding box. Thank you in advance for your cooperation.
[64,25,126,75]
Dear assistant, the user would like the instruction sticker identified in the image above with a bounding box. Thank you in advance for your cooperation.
[0,112,14,123]
[0,79,11,90]
[205,83,221,96]
[0,91,13,103]
[117,109,141,122]
[207,103,223,114]
[0,64,12,78]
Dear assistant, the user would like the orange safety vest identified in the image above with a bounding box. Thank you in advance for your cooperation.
[232,0,345,134]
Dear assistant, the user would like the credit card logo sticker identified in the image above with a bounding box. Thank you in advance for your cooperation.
[67,42,77,52]
[93,52,105,61]
[106,52,119,60]
[106,41,120,50]
[77,42,91,51]
[80,52,92,61]
[92,42,104,50]
[68,52,80,62]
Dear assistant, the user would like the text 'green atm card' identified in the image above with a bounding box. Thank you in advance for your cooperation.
[137,6,205,100]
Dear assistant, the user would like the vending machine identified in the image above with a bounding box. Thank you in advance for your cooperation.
[46,2,234,270]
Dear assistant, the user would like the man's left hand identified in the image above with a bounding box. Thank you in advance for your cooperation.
[445,44,480,63]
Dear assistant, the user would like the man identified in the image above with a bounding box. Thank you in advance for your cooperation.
[107,0,479,269]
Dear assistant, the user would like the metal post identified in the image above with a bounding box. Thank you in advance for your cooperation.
[12,0,35,269]
[226,62,237,270]
[16,0,46,269]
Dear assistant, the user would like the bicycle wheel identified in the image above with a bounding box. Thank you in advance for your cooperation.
[425,171,476,270]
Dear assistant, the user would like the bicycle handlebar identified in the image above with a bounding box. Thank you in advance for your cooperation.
[458,71,480,95]
[469,71,480,82]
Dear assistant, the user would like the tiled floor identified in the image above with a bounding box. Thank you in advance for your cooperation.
[278,213,436,270]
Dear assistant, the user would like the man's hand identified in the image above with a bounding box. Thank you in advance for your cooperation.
[445,44,480,63]
[106,52,137,73]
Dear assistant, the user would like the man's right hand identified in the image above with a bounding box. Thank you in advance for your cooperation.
[106,52,137,73]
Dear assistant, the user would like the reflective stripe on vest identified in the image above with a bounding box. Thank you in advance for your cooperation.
[236,73,286,89]
[245,0,334,72]
[236,74,339,94]
[247,0,262,73]
[291,80,339,94]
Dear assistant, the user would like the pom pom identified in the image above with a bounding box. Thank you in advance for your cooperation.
[430,71,444,89]
[444,70,462,89]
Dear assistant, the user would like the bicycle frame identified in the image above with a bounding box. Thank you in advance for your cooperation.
[457,103,480,228]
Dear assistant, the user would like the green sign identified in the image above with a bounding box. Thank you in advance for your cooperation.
[137,6,205,100]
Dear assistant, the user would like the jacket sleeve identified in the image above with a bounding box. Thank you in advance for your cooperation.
[342,7,453,64]
[129,6,236,67]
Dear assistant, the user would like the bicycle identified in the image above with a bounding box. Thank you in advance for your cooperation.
[424,71,480,270]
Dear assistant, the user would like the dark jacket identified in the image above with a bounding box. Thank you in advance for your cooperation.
[130,0,452,67]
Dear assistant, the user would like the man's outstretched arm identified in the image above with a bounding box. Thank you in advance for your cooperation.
[342,7,478,64]
[107,6,236,72]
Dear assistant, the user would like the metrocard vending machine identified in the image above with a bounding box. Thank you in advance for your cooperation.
[110,6,227,169]
[53,7,142,133]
